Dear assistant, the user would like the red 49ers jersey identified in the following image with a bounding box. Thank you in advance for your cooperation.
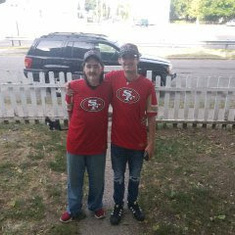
[66,79,111,155]
[105,70,157,150]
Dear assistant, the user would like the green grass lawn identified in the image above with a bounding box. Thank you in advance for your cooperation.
[0,124,80,235]
[0,123,234,234]
[140,127,235,235]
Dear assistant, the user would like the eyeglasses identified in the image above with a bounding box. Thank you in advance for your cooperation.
[121,54,138,60]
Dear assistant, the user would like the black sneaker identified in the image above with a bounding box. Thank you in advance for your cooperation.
[128,201,145,221]
[110,204,123,225]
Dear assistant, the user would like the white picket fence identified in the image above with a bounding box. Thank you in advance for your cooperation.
[0,71,235,126]
[148,71,235,126]
[0,72,71,123]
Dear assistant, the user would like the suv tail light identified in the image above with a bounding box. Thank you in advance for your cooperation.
[24,57,33,68]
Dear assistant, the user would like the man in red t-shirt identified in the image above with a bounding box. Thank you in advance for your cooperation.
[65,44,157,225]
[60,50,111,223]
[106,43,157,225]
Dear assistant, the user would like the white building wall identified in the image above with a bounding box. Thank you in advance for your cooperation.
[0,0,78,38]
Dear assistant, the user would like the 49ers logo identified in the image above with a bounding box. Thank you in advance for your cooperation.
[116,87,140,104]
[80,97,105,112]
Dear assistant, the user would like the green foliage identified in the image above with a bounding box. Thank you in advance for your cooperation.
[170,0,235,23]
[200,0,235,22]
[85,0,96,12]
[170,0,192,20]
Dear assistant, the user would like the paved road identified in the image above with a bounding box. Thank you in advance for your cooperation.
[0,22,235,84]
[0,55,26,83]
[0,55,234,87]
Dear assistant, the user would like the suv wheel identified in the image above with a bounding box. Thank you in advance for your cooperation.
[152,72,167,86]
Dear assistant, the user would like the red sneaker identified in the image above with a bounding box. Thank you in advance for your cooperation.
[60,211,73,223]
[94,208,106,219]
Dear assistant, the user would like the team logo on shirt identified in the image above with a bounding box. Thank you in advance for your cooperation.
[80,97,105,112]
[116,87,140,104]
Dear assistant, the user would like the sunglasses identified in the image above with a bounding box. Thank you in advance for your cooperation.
[121,54,138,60]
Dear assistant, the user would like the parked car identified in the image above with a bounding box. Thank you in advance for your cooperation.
[134,18,149,27]
[226,19,235,26]
[24,32,176,86]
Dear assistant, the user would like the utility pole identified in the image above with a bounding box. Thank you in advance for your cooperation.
[10,1,20,36]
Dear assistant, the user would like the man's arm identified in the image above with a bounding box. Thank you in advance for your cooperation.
[145,115,156,160]
[65,82,74,121]
[145,93,157,160]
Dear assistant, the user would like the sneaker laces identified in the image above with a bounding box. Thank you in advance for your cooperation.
[129,202,142,214]
[112,204,123,217]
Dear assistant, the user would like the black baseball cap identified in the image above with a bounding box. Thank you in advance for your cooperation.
[83,49,103,65]
[119,43,141,58]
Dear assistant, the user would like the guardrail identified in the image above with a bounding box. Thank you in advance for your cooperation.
[137,40,235,50]
[4,36,235,50]
[202,40,235,50]
[5,36,32,46]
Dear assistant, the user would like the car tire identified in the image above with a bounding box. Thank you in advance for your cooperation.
[160,73,167,86]
[152,72,167,86]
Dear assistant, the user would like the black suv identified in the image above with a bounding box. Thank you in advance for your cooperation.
[24,32,176,85]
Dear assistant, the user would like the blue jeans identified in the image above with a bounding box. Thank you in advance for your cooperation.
[111,144,144,205]
[66,152,106,217]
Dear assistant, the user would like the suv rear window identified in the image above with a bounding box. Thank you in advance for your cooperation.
[34,40,63,57]
[98,43,118,61]
[64,41,94,59]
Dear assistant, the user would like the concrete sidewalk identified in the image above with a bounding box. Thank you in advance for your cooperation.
[78,124,143,235]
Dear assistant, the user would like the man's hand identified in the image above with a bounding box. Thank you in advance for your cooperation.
[144,114,156,161]
[65,82,73,96]
[144,142,154,160]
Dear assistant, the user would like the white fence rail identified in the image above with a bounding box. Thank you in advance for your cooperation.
[0,71,235,126]
[0,72,72,123]
[148,72,235,126]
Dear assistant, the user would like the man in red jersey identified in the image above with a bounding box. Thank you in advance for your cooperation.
[60,50,112,223]
[106,43,157,225]
[64,44,157,225]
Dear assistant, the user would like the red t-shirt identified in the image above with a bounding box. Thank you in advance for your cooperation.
[105,71,157,150]
[66,79,111,155]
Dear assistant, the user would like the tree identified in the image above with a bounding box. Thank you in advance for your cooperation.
[170,0,235,23]
[188,0,203,22]
[170,0,197,21]
[85,0,96,12]
[200,0,235,22]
